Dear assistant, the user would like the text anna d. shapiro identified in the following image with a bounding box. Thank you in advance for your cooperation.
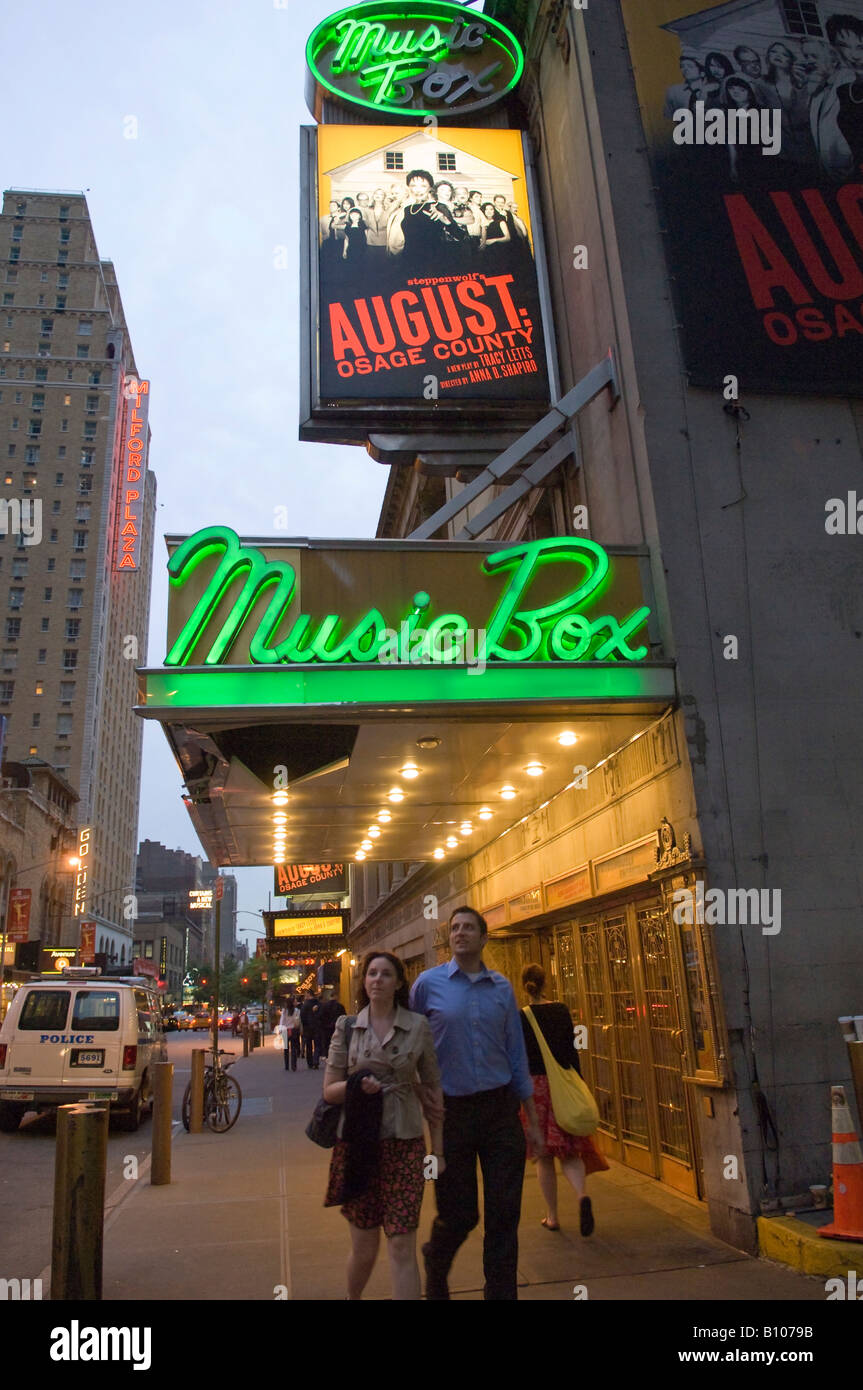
[50,1321,151,1371]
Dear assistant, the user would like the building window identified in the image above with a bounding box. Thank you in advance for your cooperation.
[57,713,72,736]
[52,501,61,514]
[70,559,86,578]
[37,648,46,664]
[8,249,19,263]
[55,297,66,311]
[57,273,69,289]
[41,320,53,337]
[75,503,90,522]
[85,395,99,413]
[4,618,20,640]
[59,228,70,244]
[11,559,27,579]
[57,446,66,459]
[46,558,55,571]
[41,618,49,632]
[5,270,17,283]
[0,682,13,702]
[34,681,43,695]
[88,371,100,385]
[78,321,92,336]
[2,294,13,306]
[57,250,68,265]
[385,152,404,170]
[34,367,47,382]
[28,420,41,437]
[437,153,457,171]
[31,393,44,411]
[59,680,75,699]
[44,587,52,601]
[25,446,39,463]
[76,345,89,359]
[55,472,64,485]
[80,450,93,467]
[1,649,17,671]
[64,619,80,640]
[780,0,823,36]
[8,588,24,609]
[62,649,77,670]
[67,589,82,608]
[31,713,40,727]
[78,475,92,493]
[82,424,96,441]
[11,226,23,242]
[10,418,18,431]
[49,529,58,542]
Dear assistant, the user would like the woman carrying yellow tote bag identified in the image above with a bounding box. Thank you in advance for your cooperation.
[520,964,607,1236]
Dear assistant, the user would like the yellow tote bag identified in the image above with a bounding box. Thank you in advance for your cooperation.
[523,1006,600,1137]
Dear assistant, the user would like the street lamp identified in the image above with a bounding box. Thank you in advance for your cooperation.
[0,849,79,1014]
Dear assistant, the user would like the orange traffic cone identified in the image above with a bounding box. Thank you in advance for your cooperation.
[818,1084,863,1242]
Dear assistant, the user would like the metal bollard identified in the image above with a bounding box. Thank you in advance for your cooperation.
[151,1062,173,1185]
[243,1029,249,1057]
[51,1102,108,1300]
[190,1049,205,1134]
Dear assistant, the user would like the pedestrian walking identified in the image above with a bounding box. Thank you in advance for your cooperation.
[409,905,544,1301]
[301,990,321,1069]
[279,997,302,1072]
[231,1009,240,1037]
[520,963,608,1235]
[318,987,346,1060]
[323,951,444,1300]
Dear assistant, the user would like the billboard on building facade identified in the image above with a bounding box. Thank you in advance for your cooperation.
[274,863,346,896]
[621,0,863,395]
[301,124,551,438]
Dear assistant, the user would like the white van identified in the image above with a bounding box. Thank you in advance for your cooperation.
[0,969,167,1132]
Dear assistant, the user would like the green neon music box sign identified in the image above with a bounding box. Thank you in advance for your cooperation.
[305,0,524,120]
[163,526,652,670]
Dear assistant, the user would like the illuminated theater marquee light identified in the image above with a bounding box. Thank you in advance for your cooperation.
[164,526,651,668]
[306,0,524,119]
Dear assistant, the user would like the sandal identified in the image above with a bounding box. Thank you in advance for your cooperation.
[541,1217,561,1231]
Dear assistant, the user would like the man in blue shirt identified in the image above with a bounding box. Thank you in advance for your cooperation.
[410,905,543,1300]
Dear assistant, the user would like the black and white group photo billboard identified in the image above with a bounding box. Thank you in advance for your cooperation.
[300,124,552,438]
[622,0,863,395]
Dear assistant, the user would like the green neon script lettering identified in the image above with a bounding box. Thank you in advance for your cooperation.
[164,527,651,668]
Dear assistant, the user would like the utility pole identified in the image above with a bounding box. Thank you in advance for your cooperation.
[210,876,223,1059]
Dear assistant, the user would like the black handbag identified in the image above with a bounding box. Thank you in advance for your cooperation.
[305,1016,355,1148]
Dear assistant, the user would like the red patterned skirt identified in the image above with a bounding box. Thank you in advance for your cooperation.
[521,1074,610,1170]
[324,1137,427,1236]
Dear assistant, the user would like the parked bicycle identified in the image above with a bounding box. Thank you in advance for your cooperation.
[182,1048,242,1132]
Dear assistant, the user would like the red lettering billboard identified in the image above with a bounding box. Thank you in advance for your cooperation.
[622,0,863,394]
[302,125,551,438]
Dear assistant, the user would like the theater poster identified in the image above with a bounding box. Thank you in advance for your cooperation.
[621,0,863,395]
[301,124,552,438]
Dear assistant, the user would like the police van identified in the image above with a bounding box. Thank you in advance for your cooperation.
[0,967,167,1132]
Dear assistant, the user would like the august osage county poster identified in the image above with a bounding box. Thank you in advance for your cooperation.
[622,0,863,395]
[315,125,550,409]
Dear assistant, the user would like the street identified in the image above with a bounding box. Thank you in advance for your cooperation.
[0,1032,208,1282]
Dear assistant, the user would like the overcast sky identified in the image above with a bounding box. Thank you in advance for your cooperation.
[4,0,421,943]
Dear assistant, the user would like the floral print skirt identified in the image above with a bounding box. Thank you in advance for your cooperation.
[324,1136,427,1236]
[522,1074,610,1170]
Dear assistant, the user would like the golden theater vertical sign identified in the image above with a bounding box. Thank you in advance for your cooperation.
[116,376,149,571]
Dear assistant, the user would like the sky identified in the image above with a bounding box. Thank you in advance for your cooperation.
[3,0,423,945]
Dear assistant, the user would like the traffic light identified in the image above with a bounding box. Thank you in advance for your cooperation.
[242,976,249,985]
[201,977,208,986]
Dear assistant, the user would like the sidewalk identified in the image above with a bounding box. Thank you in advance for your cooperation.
[101,1042,825,1301]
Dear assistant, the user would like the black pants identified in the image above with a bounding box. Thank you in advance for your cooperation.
[283,1032,300,1070]
[303,1032,319,1068]
[426,1085,526,1300]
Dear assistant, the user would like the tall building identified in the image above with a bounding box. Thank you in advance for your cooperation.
[0,189,156,955]
[135,840,235,968]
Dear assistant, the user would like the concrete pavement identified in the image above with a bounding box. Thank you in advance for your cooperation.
[98,1040,826,1301]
